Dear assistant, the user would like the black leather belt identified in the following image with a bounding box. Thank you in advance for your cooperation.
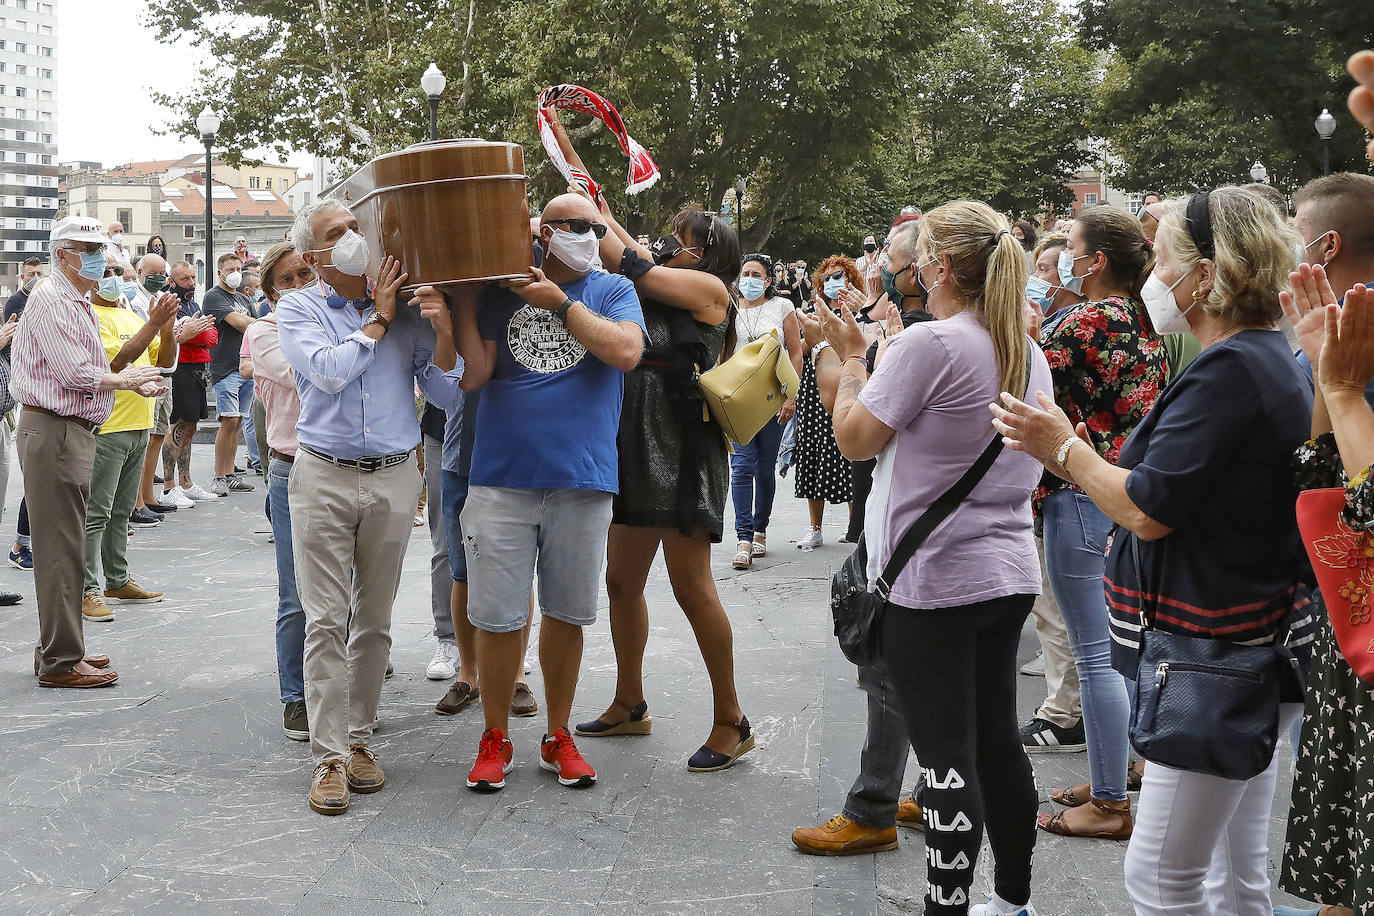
[299,443,410,472]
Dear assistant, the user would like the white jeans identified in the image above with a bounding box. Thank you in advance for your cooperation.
[1124,704,1302,915]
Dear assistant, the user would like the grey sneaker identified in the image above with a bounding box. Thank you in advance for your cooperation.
[207,477,229,497]
[283,699,309,741]
[511,682,539,717]
[227,474,255,492]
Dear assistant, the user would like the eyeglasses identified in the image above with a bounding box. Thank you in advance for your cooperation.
[544,218,608,239]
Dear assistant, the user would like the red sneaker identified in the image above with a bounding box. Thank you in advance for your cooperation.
[466,727,514,792]
[539,727,597,787]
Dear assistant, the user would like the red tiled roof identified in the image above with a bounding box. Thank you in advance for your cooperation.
[161,185,294,218]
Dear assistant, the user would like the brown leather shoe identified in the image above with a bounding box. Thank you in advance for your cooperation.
[896,796,924,830]
[345,744,385,793]
[792,815,898,856]
[34,654,111,676]
[309,760,350,815]
[38,660,118,689]
[435,681,480,716]
[104,580,163,603]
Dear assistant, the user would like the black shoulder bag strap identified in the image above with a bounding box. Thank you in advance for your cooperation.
[873,346,1034,600]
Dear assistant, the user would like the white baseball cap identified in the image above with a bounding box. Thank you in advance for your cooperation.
[49,215,108,246]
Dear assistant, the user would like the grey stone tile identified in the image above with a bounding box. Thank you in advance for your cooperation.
[599,860,813,912]
[0,883,92,916]
[72,868,307,915]
[0,786,193,889]
[311,841,459,904]
[287,894,432,916]
[814,885,879,916]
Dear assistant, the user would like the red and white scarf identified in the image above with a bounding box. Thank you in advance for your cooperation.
[536,84,660,199]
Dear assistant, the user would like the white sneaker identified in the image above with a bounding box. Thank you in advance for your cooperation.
[970,896,1038,916]
[163,487,196,509]
[207,477,230,497]
[1019,651,1045,677]
[183,483,221,501]
[426,642,458,680]
[797,528,823,550]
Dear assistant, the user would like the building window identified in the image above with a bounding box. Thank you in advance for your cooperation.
[39,154,50,164]
[1084,193,1099,207]
[303,191,311,205]
[13,109,22,119]
[15,43,25,53]
[184,225,194,239]
[117,208,132,230]
[40,68,50,79]
[41,46,50,57]
[14,130,24,140]
[40,133,49,143]
[14,65,25,75]
[40,218,49,229]
[0,152,5,162]
[15,219,24,230]
[15,197,24,207]
[248,176,260,189]
[13,87,24,97]
[14,152,24,163]
[40,24,51,34]
[265,178,272,189]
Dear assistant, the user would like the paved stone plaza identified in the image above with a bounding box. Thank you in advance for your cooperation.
[0,446,1308,914]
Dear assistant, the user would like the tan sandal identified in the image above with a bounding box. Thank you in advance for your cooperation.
[1051,765,1144,807]
[752,534,767,558]
[1038,798,1132,840]
[732,542,753,569]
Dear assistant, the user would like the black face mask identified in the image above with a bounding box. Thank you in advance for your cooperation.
[650,234,686,266]
[863,243,877,254]
[173,284,195,302]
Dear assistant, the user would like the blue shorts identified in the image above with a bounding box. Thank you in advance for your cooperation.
[212,370,254,419]
[442,470,469,582]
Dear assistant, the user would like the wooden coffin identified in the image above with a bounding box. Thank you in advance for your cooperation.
[330,138,534,290]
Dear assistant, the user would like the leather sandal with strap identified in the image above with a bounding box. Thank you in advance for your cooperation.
[1051,765,1144,807]
[1038,798,1132,840]
[687,716,755,772]
[732,543,753,569]
[752,534,767,558]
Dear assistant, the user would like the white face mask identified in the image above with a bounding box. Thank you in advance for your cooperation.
[310,229,370,277]
[223,270,243,290]
[110,232,124,246]
[1140,266,1197,335]
[546,228,599,274]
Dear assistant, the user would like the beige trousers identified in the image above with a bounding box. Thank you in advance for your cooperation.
[289,450,421,763]
[19,409,97,676]
[1031,537,1081,728]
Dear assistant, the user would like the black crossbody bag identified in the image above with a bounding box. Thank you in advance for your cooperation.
[830,349,1030,668]
[1127,537,1303,780]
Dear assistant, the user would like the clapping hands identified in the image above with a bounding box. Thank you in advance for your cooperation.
[1318,285,1374,400]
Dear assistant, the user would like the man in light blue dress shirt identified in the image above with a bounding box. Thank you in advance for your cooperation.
[276,200,463,816]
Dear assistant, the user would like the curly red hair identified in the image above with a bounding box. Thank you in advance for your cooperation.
[813,255,863,305]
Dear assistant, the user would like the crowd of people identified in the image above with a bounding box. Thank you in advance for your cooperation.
[5,49,1374,916]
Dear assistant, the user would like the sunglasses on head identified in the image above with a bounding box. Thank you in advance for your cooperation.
[544,218,608,239]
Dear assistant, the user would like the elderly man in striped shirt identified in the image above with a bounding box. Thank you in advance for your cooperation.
[12,217,166,689]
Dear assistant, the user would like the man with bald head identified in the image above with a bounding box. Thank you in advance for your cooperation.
[130,253,185,514]
[435,191,645,793]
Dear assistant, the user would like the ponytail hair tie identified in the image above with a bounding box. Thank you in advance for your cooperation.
[1143,237,1154,250]
[994,228,1011,243]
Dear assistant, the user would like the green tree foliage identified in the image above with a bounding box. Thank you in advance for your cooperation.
[146,0,952,255]
[1081,0,1374,192]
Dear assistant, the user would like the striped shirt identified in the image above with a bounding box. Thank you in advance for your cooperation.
[10,268,115,424]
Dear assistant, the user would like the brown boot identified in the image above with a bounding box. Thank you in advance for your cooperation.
[1038,797,1132,840]
[309,760,349,815]
[896,796,924,830]
[792,815,898,856]
[346,744,385,794]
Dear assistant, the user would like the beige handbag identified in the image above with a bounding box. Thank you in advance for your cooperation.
[698,328,800,444]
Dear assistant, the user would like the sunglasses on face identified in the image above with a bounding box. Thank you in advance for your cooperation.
[822,270,847,284]
[544,218,608,239]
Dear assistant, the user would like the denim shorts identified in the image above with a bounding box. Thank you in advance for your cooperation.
[460,485,613,633]
[441,470,469,582]
[212,370,254,419]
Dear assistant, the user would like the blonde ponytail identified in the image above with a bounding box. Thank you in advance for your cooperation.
[920,201,1030,396]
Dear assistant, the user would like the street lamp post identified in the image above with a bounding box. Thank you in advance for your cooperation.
[1316,108,1336,176]
[421,63,446,142]
[1250,160,1268,184]
[196,106,221,292]
[734,177,747,237]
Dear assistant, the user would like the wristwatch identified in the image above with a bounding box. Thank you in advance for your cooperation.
[554,297,579,325]
[363,312,391,334]
[1055,436,1078,467]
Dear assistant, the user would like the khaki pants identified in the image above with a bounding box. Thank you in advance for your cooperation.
[289,449,421,763]
[1031,537,1081,728]
[19,410,97,676]
[84,428,149,594]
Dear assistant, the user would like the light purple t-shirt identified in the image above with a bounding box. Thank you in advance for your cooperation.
[859,310,1051,610]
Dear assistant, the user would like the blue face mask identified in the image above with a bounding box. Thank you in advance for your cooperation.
[1056,249,1090,295]
[823,277,846,299]
[1025,276,1058,311]
[738,276,766,301]
[96,275,122,302]
[73,248,107,281]
[122,280,140,300]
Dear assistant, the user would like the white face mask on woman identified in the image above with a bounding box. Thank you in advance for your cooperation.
[545,228,599,274]
[1140,266,1198,335]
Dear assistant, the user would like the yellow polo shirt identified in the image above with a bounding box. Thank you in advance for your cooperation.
[93,302,160,434]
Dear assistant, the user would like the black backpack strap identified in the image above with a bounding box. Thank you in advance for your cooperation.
[873,345,1032,599]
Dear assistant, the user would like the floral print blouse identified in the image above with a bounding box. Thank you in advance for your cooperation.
[1033,295,1168,513]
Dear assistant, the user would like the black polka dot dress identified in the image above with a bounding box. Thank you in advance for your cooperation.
[793,348,853,504]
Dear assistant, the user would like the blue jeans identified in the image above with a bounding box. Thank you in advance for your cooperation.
[730,418,785,542]
[1042,488,1130,802]
[268,458,305,703]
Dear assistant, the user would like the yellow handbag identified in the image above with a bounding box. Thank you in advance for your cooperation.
[698,328,800,444]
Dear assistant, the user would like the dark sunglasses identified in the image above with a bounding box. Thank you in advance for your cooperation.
[544,218,608,239]
[822,270,847,283]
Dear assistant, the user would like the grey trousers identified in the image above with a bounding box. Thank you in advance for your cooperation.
[423,435,453,644]
[290,449,421,763]
[842,661,915,829]
[19,410,97,675]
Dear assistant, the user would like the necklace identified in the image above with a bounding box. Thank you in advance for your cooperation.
[737,298,768,341]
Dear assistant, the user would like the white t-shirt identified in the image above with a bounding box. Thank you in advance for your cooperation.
[732,296,792,345]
